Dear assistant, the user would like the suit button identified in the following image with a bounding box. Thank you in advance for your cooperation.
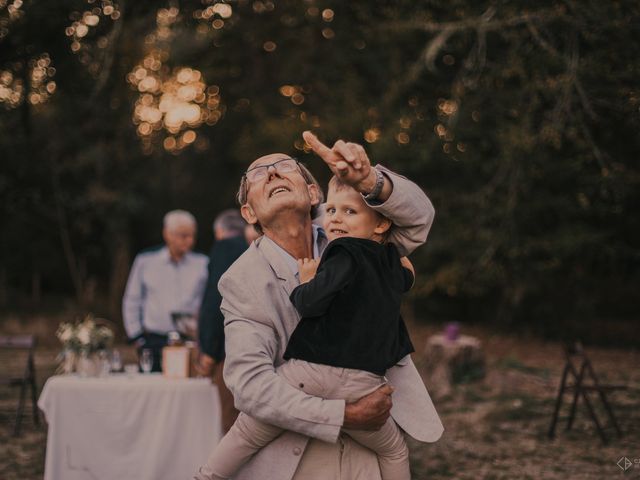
[293,447,302,456]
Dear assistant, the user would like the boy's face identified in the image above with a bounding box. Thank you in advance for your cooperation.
[323,184,389,242]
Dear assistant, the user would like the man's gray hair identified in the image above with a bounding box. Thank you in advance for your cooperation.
[213,209,246,236]
[163,210,197,232]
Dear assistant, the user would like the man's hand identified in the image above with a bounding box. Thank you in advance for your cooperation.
[303,131,377,194]
[343,384,394,430]
[195,352,216,377]
[297,258,319,284]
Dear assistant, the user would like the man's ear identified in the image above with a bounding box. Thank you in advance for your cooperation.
[241,204,258,225]
[374,216,392,235]
[307,183,321,206]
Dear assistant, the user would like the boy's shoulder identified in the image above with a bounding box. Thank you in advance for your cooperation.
[322,237,367,259]
[325,236,379,251]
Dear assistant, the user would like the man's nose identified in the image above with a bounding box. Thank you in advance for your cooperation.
[266,164,280,179]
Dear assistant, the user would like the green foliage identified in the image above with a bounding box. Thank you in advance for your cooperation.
[1,0,638,339]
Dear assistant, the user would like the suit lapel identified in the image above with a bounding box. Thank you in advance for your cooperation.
[256,236,300,297]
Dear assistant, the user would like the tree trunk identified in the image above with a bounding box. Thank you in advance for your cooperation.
[31,271,41,306]
[0,268,7,307]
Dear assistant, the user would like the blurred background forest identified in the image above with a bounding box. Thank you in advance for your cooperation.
[1,0,638,345]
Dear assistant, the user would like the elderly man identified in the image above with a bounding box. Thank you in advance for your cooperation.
[196,132,443,479]
[123,209,208,372]
[197,209,250,433]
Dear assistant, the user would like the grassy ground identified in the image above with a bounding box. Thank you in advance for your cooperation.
[0,323,638,480]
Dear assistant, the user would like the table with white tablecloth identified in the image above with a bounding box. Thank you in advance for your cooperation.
[38,373,222,480]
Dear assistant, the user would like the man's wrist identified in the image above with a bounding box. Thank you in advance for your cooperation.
[362,166,385,201]
[343,402,357,429]
[358,167,378,195]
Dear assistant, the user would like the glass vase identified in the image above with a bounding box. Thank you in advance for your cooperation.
[77,351,100,377]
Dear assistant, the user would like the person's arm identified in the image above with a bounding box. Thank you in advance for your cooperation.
[220,272,345,442]
[122,255,145,341]
[221,256,392,442]
[290,248,355,318]
[366,166,434,257]
[303,131,434,256]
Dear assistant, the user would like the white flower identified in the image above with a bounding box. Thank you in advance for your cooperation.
[56,323,75,343]
[77,325,91,345]
[59,329,73,342]
[56,314,114,355]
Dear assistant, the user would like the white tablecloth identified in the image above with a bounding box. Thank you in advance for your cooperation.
[38,373,222,480]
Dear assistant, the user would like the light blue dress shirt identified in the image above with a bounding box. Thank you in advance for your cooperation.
[122,246,208,339]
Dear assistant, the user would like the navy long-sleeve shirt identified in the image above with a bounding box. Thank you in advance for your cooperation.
[198,236,248,361]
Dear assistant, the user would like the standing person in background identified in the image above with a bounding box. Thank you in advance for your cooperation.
[122,210,208,372]
[197,209,255,433]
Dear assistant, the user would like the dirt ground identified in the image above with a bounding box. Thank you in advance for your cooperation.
[1,322,638,480]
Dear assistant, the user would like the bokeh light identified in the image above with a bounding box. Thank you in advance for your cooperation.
[279,84,306,106]
[125,5,225,154]
[0,54,56,108]
[65,0,121,81]
[364,128,381,143]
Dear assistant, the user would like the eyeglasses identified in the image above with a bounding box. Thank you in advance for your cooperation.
[244,158,299,183]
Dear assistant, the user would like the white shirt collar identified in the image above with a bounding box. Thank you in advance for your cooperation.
[160,246,189,265]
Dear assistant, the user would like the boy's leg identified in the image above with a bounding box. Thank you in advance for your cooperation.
[197,412,283,480]
[344,417,410,480]
[277,358,329,397]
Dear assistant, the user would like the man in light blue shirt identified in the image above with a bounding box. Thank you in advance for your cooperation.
[122,210,208,371]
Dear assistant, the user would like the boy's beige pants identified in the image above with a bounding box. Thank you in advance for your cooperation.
[199,359,410,480]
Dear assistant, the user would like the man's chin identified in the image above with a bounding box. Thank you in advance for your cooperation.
[260,200,311,224]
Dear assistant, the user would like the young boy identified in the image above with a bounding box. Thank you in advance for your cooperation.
[196,176,417,480]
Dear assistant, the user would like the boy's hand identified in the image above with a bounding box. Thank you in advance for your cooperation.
[297,258,319,284]
[400,256,415,276]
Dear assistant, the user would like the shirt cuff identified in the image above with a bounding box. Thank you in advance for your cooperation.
[128,332,145,347]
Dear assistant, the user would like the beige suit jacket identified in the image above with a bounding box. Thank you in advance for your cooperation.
[219,168,443,480]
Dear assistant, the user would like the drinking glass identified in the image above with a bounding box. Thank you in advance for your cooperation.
[110,349,122,372]
[140,349,153,373]
[98,350,111,377]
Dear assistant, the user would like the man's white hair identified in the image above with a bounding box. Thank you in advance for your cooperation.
[163,210,197,232]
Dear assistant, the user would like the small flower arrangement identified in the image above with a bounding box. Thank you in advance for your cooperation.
[56,314,115,375]
[57,314,114,353]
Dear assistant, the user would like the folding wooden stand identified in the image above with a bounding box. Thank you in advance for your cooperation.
[548,342,626,444]
[0,335,40,436]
